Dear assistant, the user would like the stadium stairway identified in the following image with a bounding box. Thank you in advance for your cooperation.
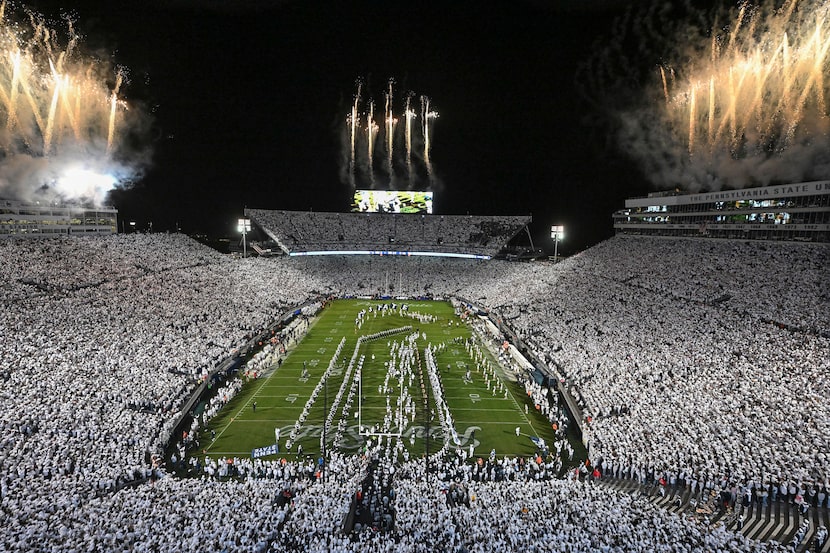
[596,476,830,553]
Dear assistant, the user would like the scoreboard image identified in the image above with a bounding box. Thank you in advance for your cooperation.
[351,190,434,214]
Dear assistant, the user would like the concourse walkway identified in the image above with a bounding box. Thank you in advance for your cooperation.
[598,476,830,552]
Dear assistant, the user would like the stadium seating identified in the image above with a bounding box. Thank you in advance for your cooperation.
[245,209,532,257]
[0,233,827,552]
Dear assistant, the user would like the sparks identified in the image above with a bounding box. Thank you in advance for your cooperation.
[664,0,830,158]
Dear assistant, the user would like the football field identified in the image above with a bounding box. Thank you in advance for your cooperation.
[200,299,564,462]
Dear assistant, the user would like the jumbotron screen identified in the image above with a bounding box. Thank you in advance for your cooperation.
[351,190,433,214]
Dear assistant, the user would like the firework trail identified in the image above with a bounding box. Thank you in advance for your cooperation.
[367,99,378,188]
[420,95,438,185]
[671,0,829,159]
[581,0,830,191]
[385,78,396,181]
[340,78,438,191]
[0,2,149,205]
[404,92,415,187]
[347,79,362,189]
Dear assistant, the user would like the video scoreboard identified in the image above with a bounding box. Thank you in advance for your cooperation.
[351,190,433,214]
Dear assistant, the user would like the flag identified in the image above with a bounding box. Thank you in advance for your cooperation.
[530,436,546,450]
[251,443,279,459]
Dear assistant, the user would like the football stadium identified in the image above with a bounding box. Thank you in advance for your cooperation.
[1,194,829,551]
[2,0,830,552]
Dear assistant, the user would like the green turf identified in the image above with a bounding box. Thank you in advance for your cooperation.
[199,299,564,463]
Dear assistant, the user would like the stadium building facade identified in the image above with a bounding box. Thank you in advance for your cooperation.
[613,181,830,242]
[0,199,118,237]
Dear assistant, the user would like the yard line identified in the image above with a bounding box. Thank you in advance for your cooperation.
[449,407,517,412]
[443,394,512,400]
[470,421,542,425]
[255,393,313,398]
[228,418,296,423]
[504,382,541,439]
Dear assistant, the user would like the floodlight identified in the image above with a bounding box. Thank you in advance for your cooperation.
[237,218,251,258]
[551,225,564,263]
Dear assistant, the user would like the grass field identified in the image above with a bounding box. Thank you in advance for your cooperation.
[199,299,567,463]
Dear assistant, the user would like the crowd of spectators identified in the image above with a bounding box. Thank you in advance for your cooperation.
[0,234,324,550]
[246,209,530,257]
[0,232,827,551]
[455,235,830,509]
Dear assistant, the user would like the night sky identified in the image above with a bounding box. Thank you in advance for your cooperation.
[28,0,656,254]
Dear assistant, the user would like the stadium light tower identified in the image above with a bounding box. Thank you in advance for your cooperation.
[237,218,251,258]
[551,225,564,263]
